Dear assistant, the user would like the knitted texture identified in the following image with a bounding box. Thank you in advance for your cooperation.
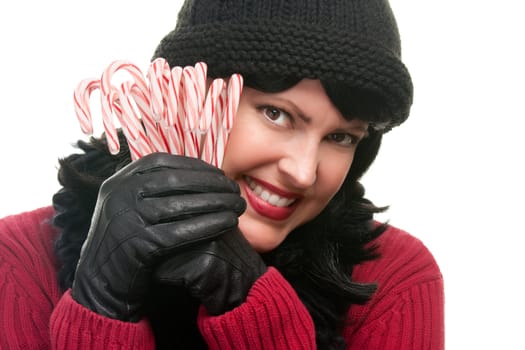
[0,207,444,349]
[153,0,413,131]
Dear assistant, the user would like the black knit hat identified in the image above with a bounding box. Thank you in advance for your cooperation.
[153,0,413,131]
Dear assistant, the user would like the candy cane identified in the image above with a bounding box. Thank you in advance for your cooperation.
[99,61,148,154]
[224,74,243,131]
[73,78,99,135]
[163,66,184,155]
[212,75,243,167]
[118,81,154,158]
[147,58,171,121]
[181,66,201,157]
[113,95,142,162]
[99,86,122,154]
[194,62,207,112]
[199,78,225,164]
[128,82,169,153]
[73,59,243,168]
[211,86,228,167]
[181,66,200,131]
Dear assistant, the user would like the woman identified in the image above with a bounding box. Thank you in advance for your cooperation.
[0,0,444,349]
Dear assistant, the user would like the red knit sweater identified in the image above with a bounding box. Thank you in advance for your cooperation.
[0,207,444,349]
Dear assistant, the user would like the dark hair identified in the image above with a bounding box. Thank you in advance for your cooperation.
[245,75,388,349]
[53,76,387,350]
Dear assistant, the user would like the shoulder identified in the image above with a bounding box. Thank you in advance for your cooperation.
[344,225,445,348]
[353,224,442,294]
[0,206,58,250]
[0,206,60,281]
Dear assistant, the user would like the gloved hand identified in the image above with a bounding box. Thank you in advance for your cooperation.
[154,227,267,315]
[71,153,245,322]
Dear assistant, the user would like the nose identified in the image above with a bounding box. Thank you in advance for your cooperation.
[277,139,319,189]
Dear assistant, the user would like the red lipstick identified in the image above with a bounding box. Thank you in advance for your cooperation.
[242,177,300,221]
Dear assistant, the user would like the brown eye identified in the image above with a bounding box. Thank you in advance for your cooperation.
[327,133,356,147]
[264,107,282,120]
[261,106,292,127]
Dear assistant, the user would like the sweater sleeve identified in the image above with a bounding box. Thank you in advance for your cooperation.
[0,208,62,349]
[50,290,155,350]
[197,267,316,350]
[0,207,156,350]
[343,227,445,350]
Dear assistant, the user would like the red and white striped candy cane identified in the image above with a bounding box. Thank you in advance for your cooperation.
[111,90,143,161]
[162,65,184,155]
[212,74,243,167]
[151,64,181,156]
[199,78,226,164]
[224,74,243,131]
[73,59,243,166]
[101,60,167,154]
[73,78,99,135]
[167,66,185,152]
[194,62,207,110]
[100,60,149,154]
[128,82,169,154]
[181,66,201,157]
[100,86,122,154]
[181,66,201,131]
[118,81,154,159]
[147,58,171,122]
[211,85,228,168]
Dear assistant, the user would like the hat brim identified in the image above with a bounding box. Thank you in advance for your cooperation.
[154,22,413,130]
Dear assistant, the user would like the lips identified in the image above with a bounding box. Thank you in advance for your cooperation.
[243,176,300,221]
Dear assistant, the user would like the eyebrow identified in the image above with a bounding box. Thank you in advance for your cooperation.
[268,95,369,137]
[276,98,311,124]
[348,124,369,134]
[351,126,370,138]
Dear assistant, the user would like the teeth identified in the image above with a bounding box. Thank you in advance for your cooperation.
[253,185,262,196]
[245,177,295,208]
[268,194,280,205]
[260,190,270,201]
[276,197,289,207]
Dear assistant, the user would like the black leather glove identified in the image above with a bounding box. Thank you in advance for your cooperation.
[71,153,245,322]
[154,228,267,316]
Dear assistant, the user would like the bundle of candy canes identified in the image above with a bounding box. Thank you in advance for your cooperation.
[73,58,243,168]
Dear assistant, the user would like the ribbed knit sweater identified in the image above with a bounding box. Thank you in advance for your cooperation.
[0,206,444,349]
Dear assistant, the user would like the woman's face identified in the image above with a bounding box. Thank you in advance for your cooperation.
[221,79,368,252]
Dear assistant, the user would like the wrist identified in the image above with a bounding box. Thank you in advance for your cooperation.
[71,275,141,322]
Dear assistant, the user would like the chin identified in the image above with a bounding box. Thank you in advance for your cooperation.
[239,222,285,253]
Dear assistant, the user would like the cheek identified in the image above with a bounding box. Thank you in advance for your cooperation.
[318,152,355,200]
[221,131,248,179]
[221,103,271,178]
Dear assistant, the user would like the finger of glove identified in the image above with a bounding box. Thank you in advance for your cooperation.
[144,211,240,259]
[153,241,257,316]
[154,243,232,282]
[153,230,263,290]
[133,168,240,198]
[214,229,267,275]
[154,230,264,279]
[153,249,229,305]
[123,153,224,177]
[138,192,246,223]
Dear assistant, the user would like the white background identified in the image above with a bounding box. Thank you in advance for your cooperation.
[0,1,524,349]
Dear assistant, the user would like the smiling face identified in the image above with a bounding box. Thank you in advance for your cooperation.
[221,79,369,252]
